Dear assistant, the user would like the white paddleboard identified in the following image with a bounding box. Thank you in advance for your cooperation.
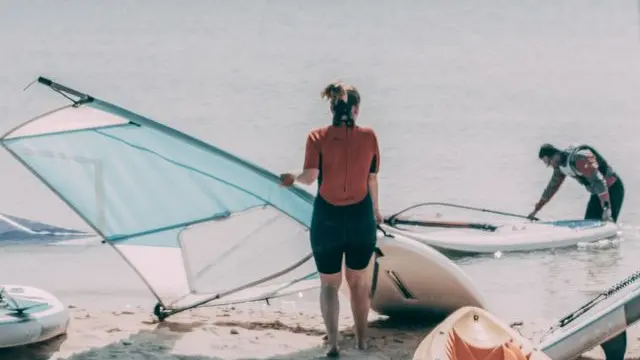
[382,219,620,254]
[536,271,640,360]
[340,230,488,319]
[413,306,551,360]
[0,285,69,348]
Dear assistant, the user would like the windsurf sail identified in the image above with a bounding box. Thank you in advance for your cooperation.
[387,202,537,223]
[0,212,89,241]
[383,202,522,233]
[0,77,320,320]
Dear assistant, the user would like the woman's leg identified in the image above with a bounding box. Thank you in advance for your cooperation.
[310,199,346,357]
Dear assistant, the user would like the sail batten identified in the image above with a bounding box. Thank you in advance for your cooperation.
[1,77,319,318]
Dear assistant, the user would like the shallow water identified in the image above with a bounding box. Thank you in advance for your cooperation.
[1,0,640,332]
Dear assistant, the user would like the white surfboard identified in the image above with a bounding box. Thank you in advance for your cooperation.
[536,271,640,360]
[163,229,488,321]
[382,219,620,254]
[340,230,488,319]
[413,306,551,360]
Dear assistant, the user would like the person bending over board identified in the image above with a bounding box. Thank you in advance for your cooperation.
[529,143,626,360]
[528,143,624,224]
[279,81,383,357]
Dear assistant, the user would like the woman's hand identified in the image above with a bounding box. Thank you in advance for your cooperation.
[374,208,383,224]
[279,173,296,187]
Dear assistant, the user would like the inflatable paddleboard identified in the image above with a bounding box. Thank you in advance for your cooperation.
[0,285,69,348]
[382,219,620,254]
[413,306,551,360]
[537,271,640,360]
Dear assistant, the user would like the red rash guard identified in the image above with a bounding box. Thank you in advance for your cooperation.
[303,125,380,206]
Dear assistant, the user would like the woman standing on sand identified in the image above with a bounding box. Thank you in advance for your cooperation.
[280,81,383,357]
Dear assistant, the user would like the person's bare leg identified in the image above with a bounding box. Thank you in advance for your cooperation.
[319,272,342,357]
[345,267,370,350]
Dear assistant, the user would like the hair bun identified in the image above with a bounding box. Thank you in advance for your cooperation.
[322,81,349,103]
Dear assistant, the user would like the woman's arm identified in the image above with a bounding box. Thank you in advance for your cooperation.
[369,131,382,222]
[295,169,319,185]
[280,132,320,186]
[368,173,380,211]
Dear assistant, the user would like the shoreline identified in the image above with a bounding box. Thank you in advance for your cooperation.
[1,299,639,360]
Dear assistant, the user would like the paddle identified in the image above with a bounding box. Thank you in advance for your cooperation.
[384,216,498,232]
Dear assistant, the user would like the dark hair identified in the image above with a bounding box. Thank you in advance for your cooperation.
[321,81,361,127]
[321,81,361,111]
[538,143,560,159]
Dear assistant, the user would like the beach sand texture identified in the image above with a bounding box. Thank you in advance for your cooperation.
[1,300,639,360]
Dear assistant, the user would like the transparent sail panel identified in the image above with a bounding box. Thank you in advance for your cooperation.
[180,206,314,296]
[4,124,266,239]
[171,275,321,309]
[1,102,316,309]
[112,230,190,305]
[3,105,129,140]
[2,105,313,240]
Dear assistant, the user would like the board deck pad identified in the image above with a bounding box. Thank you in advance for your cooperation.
[0,288,51,314]
[541,219,607,230]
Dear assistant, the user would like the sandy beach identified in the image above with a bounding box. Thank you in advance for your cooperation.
[2,296,639,360]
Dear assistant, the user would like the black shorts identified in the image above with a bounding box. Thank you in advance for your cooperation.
[585,177,625,222]
[309,194,377,275]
